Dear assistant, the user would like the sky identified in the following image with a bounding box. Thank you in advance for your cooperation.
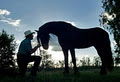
[0,0,113,62]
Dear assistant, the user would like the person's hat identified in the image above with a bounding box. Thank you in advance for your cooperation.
[24,30,35,37]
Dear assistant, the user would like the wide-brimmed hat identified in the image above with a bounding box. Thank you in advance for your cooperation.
[24,30,35,37]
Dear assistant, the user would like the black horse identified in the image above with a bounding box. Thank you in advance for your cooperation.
[36,21,113,74]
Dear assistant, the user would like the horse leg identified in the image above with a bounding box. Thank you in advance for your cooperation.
[104,46,114,72]
[70,49,79,74]
[63,49,69,74]
[100,55,107,75]
[95,46,107,75]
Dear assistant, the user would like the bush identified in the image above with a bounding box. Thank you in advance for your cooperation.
[0,30,17,76]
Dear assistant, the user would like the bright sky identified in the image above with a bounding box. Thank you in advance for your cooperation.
[0,0,113,62]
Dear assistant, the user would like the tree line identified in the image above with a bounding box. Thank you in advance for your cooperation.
[36,50,119,69]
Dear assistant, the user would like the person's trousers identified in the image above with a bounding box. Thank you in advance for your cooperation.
[17,55,41,76]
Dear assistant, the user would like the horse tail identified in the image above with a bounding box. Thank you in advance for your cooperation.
[104,33,114,71]
[94,29,113,71]
[101,31,114,71]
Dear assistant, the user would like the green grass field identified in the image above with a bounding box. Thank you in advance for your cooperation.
[0,67,120,82]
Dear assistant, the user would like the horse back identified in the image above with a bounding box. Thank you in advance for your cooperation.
[58,27,109,49]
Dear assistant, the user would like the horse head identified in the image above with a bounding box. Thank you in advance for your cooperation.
[35,29,50,50]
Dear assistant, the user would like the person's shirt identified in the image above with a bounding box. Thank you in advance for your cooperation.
[17,38,32,56]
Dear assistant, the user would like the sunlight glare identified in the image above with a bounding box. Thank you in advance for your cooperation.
[47,46,64,62]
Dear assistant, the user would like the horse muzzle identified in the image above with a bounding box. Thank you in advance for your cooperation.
[42,44,49,50]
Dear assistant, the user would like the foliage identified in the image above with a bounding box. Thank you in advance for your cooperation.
[100,0,120,57]
[40,50,54,69]
[80,57,91,66]
[0,30,16,76]
[93,56,101,67]
[58,60,64,68]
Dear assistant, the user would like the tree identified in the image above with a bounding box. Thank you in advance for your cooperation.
[80,57,91,66]
[0,30,16,76]
[93,56,101,67]
[86,57,91,66]
[58,60,64,68]
[100,0,120,57]
[80,57,86,66]
[40,50,54,70]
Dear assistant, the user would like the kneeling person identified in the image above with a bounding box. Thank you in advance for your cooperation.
[17,30,42,77]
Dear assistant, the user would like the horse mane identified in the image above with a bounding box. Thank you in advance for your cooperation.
[39,21,80,34]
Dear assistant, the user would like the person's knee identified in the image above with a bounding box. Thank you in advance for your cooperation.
[36,56,42,62]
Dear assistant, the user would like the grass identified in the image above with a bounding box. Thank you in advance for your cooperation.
[0,68,120,82]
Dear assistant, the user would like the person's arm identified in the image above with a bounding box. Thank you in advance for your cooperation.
[29,44,41,54]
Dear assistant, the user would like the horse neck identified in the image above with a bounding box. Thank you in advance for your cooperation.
[46,27,61,36]
[44,24,81,37]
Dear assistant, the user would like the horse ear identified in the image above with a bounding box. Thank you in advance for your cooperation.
[35,30,39,32]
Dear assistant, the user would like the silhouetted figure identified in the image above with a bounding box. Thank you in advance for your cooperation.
[17,30,41,77]
[36,21,113,75]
